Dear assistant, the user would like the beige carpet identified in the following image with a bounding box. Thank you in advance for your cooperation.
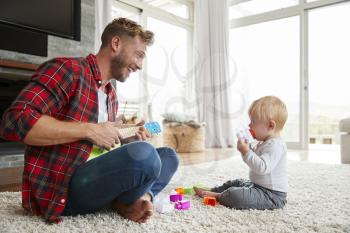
[1,156,350,233]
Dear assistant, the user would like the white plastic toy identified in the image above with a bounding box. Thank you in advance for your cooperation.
[236,128,255,143]
[153,192,174,213]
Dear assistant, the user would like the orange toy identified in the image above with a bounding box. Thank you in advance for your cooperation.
[175,187,185,194]
[203,196,217,206]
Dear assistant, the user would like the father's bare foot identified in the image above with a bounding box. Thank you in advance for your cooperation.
[112,193,153,223]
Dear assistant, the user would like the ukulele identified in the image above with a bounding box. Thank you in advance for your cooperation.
[90,121,161,158]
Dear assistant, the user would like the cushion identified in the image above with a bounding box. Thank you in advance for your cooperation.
[161,112,196,123]
[339,117,350,132]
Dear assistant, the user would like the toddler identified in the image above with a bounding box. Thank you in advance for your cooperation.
[194,96,288,210]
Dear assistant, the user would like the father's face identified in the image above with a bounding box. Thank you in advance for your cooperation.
[111,36,147,82]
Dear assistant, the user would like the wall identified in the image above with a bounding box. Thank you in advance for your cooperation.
[0,0,95,170]
[0,0,95,65]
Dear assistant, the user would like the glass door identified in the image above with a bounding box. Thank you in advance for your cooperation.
[308,2,350,150]
[112,2,145,118]
[229,16,301,148]
[146,17,189,123]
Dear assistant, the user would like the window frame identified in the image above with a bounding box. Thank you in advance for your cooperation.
[229,0,348,149]
[113,0,194,119]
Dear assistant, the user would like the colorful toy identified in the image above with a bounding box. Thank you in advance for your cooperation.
[154,191,191,212]
[249,128,256,139]
[154,202,174,213]
[90,121,162,158]
[153,192,174,213]
[184,187,195,195]
[194,183,211,190]
[236,128,255,143]
[170,190,179,195]
[175,200,190,210]
[119,121,162,139]
[203,196,217,206]
[175,187,185,194]
[170,194,183,202]
[144,121,162,135]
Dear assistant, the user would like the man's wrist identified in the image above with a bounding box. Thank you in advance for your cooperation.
[83,122,94,141]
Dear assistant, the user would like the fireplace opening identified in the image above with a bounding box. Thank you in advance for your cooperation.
[0,63,34,155]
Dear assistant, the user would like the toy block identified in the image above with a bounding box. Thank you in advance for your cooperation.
[193,184,210,190]
[175,200,190,210]
[170,190,178,195]
[154,203,174,213]
[175,187,185,194]
[203,196,217,207]
[184,187,195,195]
[169,194,183,202]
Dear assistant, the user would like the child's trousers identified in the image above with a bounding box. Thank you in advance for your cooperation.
[212,179,287,210]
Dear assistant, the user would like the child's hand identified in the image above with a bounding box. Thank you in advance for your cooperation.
[237,137,250,155]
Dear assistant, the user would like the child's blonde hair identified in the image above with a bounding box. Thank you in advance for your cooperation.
[248,96,288,131]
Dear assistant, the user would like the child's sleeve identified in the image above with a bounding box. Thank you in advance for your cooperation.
[242,141,284,175]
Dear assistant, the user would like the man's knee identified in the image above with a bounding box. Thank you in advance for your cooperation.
[125,141,161,176]
[125,141,158,160]
[158,147,179,173]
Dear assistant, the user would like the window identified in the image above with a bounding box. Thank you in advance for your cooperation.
[146,17,189,122]
[229,0,348,149]
[229,17,300,144]
[141,0,191,19]
[112,2,142,118]
[309,2,350,146]
[112,0,193,121]
[229,0,298,20]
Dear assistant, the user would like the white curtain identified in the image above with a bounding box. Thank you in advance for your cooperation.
[95,0,113,53]
[194,0,234,147]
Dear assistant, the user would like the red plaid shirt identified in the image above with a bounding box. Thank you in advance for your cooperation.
[0,54,118,223]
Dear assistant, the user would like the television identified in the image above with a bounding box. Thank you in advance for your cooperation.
[0,0,81,41]
[0,0,81,56]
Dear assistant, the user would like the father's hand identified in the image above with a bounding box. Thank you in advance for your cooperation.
[121,120,151,144]
[87,121,122,150]
[135,120,151,141]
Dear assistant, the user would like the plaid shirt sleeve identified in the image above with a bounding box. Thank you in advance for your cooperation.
[0,58,76,141]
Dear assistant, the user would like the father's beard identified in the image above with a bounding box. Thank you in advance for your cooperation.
[110,51,129,82]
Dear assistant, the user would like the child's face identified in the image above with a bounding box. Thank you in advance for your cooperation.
[249,114,274,141]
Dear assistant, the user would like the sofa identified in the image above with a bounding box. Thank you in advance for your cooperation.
[339,117,350,164]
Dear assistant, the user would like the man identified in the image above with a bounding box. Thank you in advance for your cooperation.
[0,18,179,224]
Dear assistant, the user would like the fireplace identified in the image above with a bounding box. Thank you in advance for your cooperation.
[0,59,38,155]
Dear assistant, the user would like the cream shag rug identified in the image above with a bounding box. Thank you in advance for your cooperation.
[1,157,350,233]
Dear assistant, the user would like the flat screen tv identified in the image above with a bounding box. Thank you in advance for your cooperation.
[0,0,81,41]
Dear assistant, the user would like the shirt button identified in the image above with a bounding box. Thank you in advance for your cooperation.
[98,80,102,85]
[60,198,65,204]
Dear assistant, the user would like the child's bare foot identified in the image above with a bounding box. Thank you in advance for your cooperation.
[194,187,220,199]
[112,193,153,223]
[202,191,220,199]
[193,186,210,197]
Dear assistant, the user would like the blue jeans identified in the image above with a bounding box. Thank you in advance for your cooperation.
[62,141,179,216]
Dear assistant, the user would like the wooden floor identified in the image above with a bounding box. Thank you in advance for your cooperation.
[178,148,234,165]
[0,146,341,192]
[0,166,23,192]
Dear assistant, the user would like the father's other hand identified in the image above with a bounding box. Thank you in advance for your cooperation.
[135,120,151,141]
[121,120,151,144]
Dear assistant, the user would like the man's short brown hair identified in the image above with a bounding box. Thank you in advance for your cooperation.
[100,18,154,48]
